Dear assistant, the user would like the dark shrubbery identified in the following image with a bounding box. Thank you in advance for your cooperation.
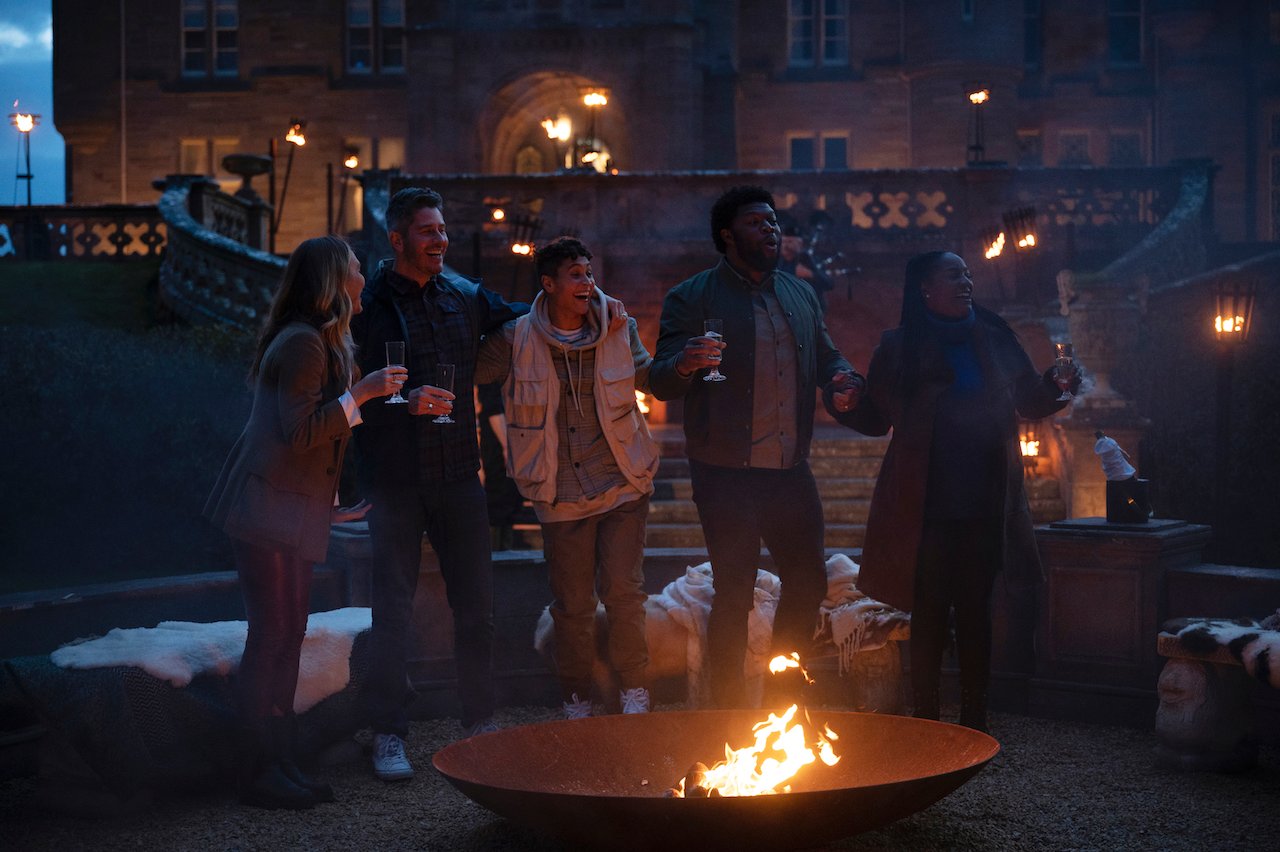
[1,322,255,592]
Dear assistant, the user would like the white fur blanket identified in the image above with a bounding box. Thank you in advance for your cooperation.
[651,554,909,704]
[49,607,371,713]
[1161,612,1280,690]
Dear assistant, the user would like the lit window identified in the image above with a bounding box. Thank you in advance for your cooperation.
[788,0,849,68]
[347,0,406,74]
[182,0,238,78]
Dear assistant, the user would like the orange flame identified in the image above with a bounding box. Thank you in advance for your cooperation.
[673,654,839,797]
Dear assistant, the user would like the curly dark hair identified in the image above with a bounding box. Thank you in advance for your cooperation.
[535,236,593,280]
[710,185,776,254]
[385,186,444,237]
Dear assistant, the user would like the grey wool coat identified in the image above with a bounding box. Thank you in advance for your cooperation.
[205,321,353,564]
[827,319,1067,611]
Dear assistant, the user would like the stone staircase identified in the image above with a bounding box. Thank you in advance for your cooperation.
[640,425,888,550]
[508,426,1075,552]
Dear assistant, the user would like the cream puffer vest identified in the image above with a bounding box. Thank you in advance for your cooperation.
[502,295,658,506]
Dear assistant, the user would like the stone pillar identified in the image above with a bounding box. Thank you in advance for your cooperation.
[1030,518,1212,725]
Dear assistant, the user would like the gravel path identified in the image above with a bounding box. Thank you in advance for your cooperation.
[4,705,1278,851]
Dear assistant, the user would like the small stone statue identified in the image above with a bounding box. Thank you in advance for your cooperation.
[1095,431,1152,523]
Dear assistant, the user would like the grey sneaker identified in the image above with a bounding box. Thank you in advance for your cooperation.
[462,718,499,738]
[620,687,650,714]
[562,694,592,720]
[371,733,414,781]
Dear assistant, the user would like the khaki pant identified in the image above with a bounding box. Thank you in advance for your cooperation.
[542,496,650,701]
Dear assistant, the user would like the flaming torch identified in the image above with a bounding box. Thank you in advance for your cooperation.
[9,103,39,206]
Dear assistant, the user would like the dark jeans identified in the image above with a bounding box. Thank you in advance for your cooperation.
[365,475,495,734]
[690,460,828,709]
[910,517,1002,730]
[232,538,313,726]
[542,496,650,701]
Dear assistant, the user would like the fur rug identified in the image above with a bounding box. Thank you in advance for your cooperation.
[1161,611,1280,690]
[534,554,910,707]
[49,607,371,713]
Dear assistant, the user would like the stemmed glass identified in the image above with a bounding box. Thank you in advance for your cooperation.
[1053,342,1076,402]
[703,319,726,383]
[432,364,456,424]
[385,341,407,404]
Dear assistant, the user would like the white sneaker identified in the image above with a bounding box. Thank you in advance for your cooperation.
[563,693,592,720]
[371,733,414,781]
[620,687,650,714]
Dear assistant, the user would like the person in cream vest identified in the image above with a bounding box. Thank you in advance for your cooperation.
[476,236,658,719]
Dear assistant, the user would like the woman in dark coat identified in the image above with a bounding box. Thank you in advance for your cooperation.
[828,250,1077,731]
[205,236,406,808]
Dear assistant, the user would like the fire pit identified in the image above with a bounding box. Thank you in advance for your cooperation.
[433,710,999,851]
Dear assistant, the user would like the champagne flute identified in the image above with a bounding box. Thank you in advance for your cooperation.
[1053,342,1075,402]
[385,341,407,404]
[432,363,456,424]
[703,319,726,382]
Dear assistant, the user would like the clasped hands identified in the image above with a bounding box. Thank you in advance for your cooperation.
[829,369,863,413]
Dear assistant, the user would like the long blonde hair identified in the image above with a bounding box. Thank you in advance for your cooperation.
[251,235,356,391]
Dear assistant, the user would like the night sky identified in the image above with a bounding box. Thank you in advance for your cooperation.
[0,0,64,205]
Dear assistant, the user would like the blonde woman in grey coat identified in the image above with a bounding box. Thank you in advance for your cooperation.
[205,235,405,809]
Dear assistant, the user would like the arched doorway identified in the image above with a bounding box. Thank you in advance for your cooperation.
[480,71,628,174]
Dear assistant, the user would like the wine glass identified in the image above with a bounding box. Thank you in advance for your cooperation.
[703,319,726,383]
[432,363,456,423]
[1053,342,1075,402]
[385,341,407,404]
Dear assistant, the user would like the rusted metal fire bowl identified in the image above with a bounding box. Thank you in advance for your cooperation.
[433,710,999,851]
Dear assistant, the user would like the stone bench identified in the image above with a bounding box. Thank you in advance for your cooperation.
[1155,616,1280,771]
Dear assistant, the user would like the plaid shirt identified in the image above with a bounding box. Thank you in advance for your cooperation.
[353,262,526,486]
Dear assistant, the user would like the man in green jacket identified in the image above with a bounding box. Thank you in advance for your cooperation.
[649,186,864,709]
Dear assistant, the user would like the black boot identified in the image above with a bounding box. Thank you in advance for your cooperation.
[239,723,316,811]
[959,684,989,733]
[275,715,335,803]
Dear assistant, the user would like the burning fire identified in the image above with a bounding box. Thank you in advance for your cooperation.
[635,390,650,415]
[669,654,840,798]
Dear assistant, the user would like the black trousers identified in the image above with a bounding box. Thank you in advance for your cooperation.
[690,460,828,709]
[910,517,1002,729]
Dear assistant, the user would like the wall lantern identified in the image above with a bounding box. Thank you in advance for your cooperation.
[1019,422,1041,475]
[1212,279,1257,345]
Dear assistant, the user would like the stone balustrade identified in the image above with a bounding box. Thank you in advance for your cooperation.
[0,204,166,260]
[155,175,284,331]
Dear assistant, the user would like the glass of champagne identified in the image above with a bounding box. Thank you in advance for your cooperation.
[703,319,726,382]
[385,341,407,404]
[433,363,456,424]
[1053,341,1075,402]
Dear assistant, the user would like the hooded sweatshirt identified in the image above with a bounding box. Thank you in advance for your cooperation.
[476,289,659,522]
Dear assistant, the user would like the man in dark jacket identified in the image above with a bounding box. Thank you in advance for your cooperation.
[350,187,527,780]
[649,185,864,708]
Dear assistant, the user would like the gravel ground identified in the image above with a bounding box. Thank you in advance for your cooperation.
[4,704,1278,851]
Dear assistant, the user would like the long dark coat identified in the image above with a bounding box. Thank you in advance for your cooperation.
[829,319,1067,611]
